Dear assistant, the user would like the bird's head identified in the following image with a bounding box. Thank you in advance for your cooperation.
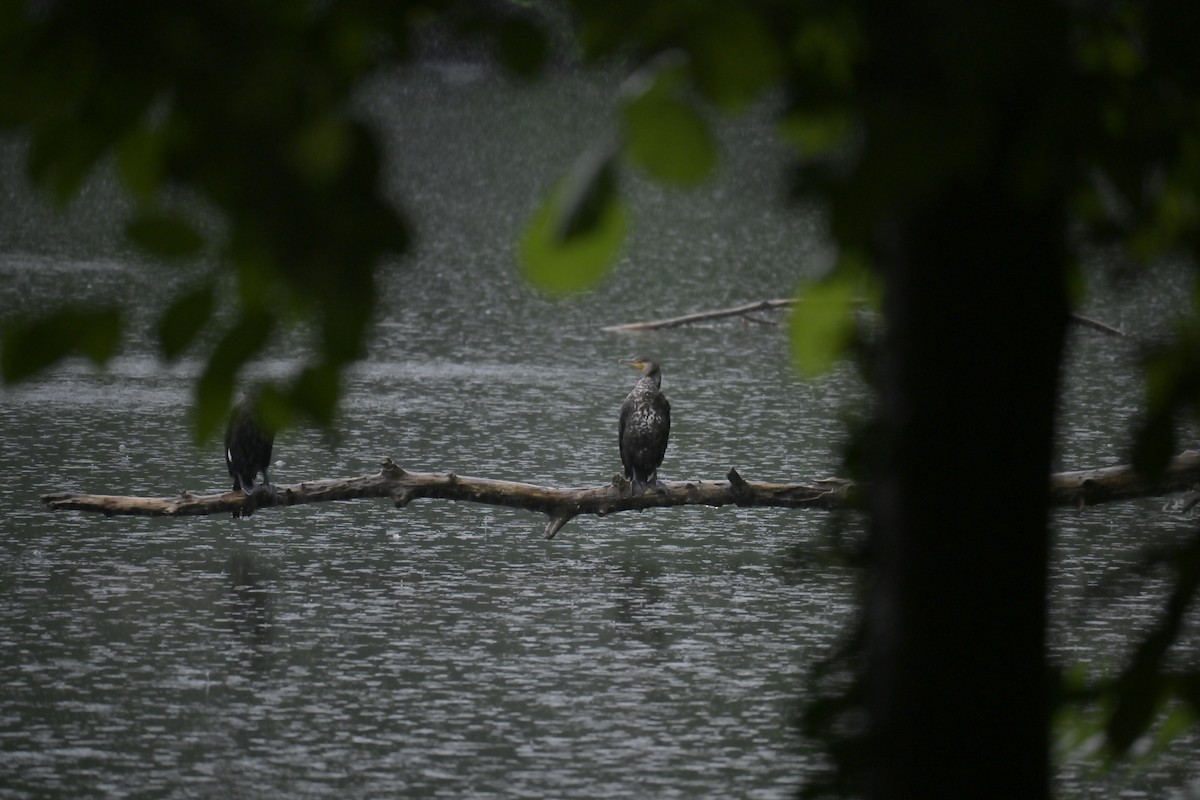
[620,356,661,379]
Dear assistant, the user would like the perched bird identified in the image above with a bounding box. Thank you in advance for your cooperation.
[224,397,275,495]
[618,356,671,492]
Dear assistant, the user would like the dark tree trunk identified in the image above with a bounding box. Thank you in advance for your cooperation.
[867,184,1068,797]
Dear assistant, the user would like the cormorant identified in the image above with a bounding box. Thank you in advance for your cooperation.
[618,357,671,492]
[225,397,275,495]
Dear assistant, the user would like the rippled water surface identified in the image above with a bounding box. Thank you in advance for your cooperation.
[2,67,1198,798]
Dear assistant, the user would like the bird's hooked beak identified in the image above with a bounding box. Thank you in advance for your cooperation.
[619,357,646,372]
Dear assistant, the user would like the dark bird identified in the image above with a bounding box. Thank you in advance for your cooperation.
[225,397,275,495]
[618,357,671,492]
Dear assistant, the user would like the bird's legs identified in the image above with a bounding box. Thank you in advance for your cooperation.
[258,469,277,500]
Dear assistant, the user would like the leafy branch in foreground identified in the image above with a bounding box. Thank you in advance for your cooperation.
[0,1,553,438]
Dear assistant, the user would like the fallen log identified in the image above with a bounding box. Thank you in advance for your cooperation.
[1050,449,1200,507]
[40,461,854,539]
[39,452,1200,537]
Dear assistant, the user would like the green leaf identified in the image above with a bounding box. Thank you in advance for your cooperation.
[195,310,275,442]
[320,283,374,364]
[791,15,859,90]
[1132,411,1176,480]
[290,362,341,425]
[519,151,628,295]
[256,383,295,433]
[622,91,717,186]
[1132,342,1193,479]
[78,310,121,364]
[157,283,215,360]
[1,307,122,383]
[117,124,166,202]
[27,124,106,207]
[127,212,205,259]
[779,108,854,156]
[1076,29,1144,77]
[557,148,619,241]
[1053,689,1107,760]
[1107,670,1164,757]
[495,15,548,78]
[196,376,236,448]
[689,9,782,110]
[290,115,352,186]
[1154,701,1197,753]
[790,275,858,376]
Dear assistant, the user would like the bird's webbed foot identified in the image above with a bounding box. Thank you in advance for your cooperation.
[251,482,278,502]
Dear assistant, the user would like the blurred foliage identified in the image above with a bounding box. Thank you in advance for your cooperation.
[157,282,216,361]
[619,53,717,186]
[789,273,859,378]
[3,0,1200,794]
[1054,533,1200,765]
[520,145,629,294]
[1103,533,1200,760]
[0,0,552,440]
[563,0,1200,793]
[1,305,120,381]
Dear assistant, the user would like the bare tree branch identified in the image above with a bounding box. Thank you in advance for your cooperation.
[40,460,853,538]
[602,299,797,332]
[39,452,1200,537]
[602,298,1128,338]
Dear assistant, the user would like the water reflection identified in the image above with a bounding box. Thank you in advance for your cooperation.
[605,554,670,648]
[223,553,275,674]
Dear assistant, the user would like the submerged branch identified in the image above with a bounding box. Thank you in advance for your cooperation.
[602,298,796,332]
[602,298,1127,338]
[39,452,1200,536]
[1068,313,1129,338]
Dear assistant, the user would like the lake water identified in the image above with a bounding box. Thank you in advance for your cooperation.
[2,66,1197,798]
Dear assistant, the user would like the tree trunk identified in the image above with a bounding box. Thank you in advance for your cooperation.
[868,188,1066,798]
[865,86,1070,800]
